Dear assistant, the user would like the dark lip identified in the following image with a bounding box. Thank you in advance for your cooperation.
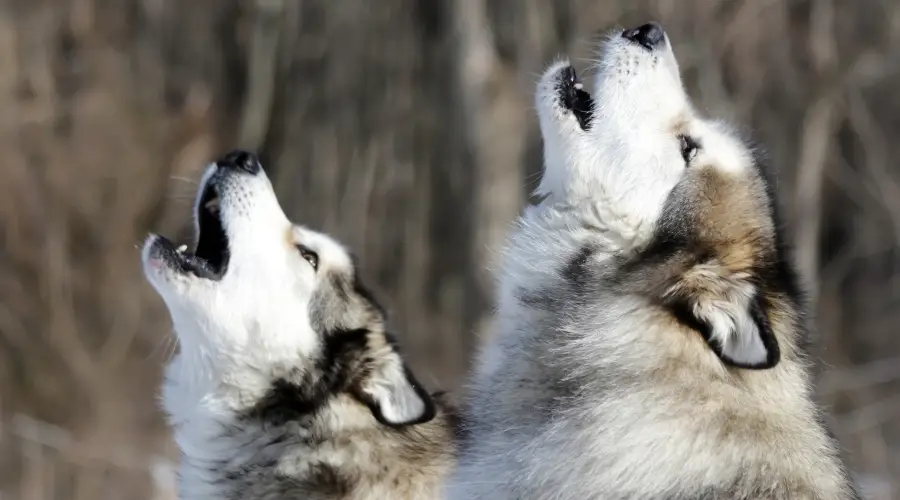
[151,234,223,280]
[558,66,594,130]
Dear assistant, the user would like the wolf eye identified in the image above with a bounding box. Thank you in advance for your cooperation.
[679,134,700,164]
[297,245,319,270]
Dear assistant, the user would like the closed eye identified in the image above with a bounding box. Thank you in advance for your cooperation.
[296,245,319,271]
[679,134,700,164]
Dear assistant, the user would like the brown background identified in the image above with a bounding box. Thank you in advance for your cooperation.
[0,1,898,498]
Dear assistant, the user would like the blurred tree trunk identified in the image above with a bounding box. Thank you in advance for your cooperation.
[255,1,482,388]
[452,0,526,342]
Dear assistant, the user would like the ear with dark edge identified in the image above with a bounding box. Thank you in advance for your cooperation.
[720,294,780,369]
[355,352,436,427]
[673,292,781,370]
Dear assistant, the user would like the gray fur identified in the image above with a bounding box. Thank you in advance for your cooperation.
[447,25,859,500]
[142,151,456,499]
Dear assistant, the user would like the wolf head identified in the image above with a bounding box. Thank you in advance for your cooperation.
[526,23,801,370]
[141,151,434,430]
[534,23,688,238]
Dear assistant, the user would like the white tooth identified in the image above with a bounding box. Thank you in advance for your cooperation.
[177,245,187,253]
[205,197,220,212]
[574,82,583,90]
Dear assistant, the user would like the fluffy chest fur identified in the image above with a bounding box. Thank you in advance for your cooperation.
[450,217,858,499]
[171,387,456,500]
[451,281,854,500]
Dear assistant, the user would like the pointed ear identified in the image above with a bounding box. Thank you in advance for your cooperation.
[676,290,781,370]
[355,351,435,427]
[714,294,780,368]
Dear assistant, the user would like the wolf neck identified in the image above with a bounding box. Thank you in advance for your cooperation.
[164,350,297,498]
[485,218,855,498]
[165,382,347,499]
[526,196,660,254]
[162,357,270,499]
[165,350,422,499]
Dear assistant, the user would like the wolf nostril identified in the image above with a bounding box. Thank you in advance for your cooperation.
[217,150,261,175]
[622,22,665,50]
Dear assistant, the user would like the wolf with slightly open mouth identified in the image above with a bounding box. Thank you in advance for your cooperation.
[447,23,860,499]
[141,151,456,499]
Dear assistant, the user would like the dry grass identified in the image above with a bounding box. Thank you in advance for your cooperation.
[0,0,898,498]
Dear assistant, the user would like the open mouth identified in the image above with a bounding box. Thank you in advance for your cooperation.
[558,66,594,130]
[192,182,229,279]
[154,181,230,280]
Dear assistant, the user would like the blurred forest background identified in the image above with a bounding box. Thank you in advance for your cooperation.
[0,0,899,498]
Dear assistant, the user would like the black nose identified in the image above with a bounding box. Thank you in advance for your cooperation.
[216,150,261,175]
[622,22,665,50]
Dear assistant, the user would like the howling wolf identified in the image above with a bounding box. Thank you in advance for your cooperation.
[142,151,456,499]
[447,22,859,500]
